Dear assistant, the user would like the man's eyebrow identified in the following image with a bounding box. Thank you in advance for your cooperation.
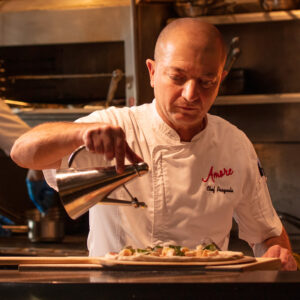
[166,67,218,79]
[202,72,218,78]
[167,66,185,73]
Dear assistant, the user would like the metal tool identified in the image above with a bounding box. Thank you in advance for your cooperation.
[56,146,148,220]
[5,69,124,108]
[225,47,241,74]
[226,36,239,61]
[105,69,124,107]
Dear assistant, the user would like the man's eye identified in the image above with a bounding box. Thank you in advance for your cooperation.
[201,80,217,89]
[169,75,185,82]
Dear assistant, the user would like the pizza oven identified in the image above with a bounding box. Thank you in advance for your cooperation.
[0,42,126,106]
[0,0,138,127]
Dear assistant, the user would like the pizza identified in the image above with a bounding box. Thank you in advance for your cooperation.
[104,244,244,262]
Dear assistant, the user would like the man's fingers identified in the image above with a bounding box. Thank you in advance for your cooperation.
[115,140,143,174]
[262,245,279,258]
[125,142,143,164]
[280,249,297,271]
[115,141,143,174]
[84,131,95,152]
[280,254,297,271]
[84,128,101,153]
[288,256,298,271]
[279,248,289,269]
[114,133,126,174]
[102,133,115,161]
[263,245,297,271]
[81,124,142,174]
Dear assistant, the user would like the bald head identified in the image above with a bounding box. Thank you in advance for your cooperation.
[154,18,226,66]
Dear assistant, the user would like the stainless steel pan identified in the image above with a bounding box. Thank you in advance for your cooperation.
[2,207,64,242]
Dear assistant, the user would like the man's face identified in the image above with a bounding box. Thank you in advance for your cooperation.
[147,37,226,137]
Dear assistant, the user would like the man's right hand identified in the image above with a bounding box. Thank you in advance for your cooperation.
[81,124,143,173]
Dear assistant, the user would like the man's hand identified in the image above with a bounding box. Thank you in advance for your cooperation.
[11,121,143,171]
[81,124,143,173]
[259,226,297,271]
[263,245,297,271]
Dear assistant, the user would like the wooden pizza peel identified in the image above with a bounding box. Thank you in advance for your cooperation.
[0,256,281,271]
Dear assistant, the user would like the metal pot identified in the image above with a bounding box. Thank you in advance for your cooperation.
[259,0,299,11]
[219,68,246,95]
[174,0,236,17]
[3,207,65,242]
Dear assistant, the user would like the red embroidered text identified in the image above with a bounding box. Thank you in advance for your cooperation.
[202,166,234,183]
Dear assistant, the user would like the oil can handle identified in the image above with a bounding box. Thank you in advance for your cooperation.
[68,145,86,168]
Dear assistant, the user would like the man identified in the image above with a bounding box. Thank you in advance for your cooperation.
[11,19,297,270]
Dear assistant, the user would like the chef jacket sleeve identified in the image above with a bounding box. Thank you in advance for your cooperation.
[233,135,282,245]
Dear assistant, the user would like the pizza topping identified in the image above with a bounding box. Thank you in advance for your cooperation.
[203,243,218,251]
[184,250,197,257]
[104,252,119,260]
[105,243,223,260]
[162,247,175,257]
[119,248,134,256]
[103,242,245,263]
[180,247,189,253]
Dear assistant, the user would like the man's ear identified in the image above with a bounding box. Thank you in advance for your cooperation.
[221,70,228,82]
[146,59,155,88]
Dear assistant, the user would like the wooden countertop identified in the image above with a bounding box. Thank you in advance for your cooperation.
[0,269,299,299]
[0,235,88,256]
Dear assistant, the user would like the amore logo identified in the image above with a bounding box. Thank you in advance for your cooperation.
[202,166,234,183]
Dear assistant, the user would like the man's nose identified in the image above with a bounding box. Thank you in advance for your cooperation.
[182,79,199,102]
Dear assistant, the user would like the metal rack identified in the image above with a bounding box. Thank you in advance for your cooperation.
[0,0,138,105]
[215,93,300,105]
[169,9,300,106]
[168,9,300,25]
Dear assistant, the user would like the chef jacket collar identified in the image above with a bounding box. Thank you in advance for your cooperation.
[152,99,208,143]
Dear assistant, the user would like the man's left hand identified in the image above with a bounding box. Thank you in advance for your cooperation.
[263,245,297,271]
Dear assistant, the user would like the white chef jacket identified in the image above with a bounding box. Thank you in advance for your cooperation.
[44,100,282,256]
[0,100,30,155]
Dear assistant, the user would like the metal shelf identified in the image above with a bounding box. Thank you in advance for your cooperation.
[0,0,138,105]
[169,9,300,25]
[214,93,300,105]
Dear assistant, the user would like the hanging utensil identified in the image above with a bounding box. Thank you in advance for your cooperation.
[225,47,241,74]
